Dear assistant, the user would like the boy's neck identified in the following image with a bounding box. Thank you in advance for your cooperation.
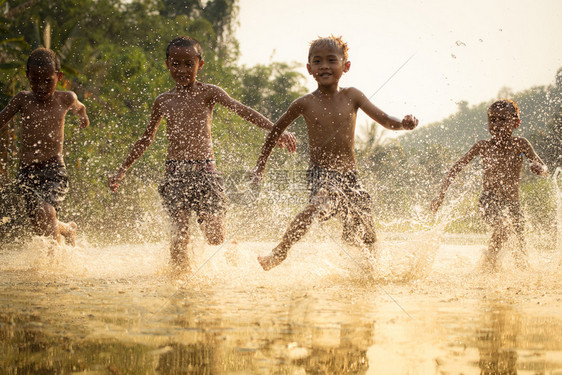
[175,81,198,93]
[32,92,56,103]
[490,134,514,146]
[315,83,340,96]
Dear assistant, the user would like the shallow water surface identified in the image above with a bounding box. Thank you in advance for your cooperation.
[0,233,561,374]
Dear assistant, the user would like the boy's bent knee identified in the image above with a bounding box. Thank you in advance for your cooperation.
[207,232,225,246]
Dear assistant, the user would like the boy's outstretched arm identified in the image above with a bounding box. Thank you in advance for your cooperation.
[108,99,164,191]
[68,92,89,129]
[0,93,23,130]
[251,100,303,184]
[212,86,297,153]
[353,88,418,130]
[517,137,549,176]
[431,142,483,213]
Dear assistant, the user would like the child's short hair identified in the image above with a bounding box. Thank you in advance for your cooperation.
[166,36,203,60]
[27,47,61,72]
[308,35,349,62]
[488,99,520,119]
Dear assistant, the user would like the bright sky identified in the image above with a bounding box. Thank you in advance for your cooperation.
[235,0,562,129]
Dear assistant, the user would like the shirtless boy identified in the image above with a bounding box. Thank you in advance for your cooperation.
[108,36,295,270]
[251,36,418,270]
[0,47,89,246]
[431,99,549,271]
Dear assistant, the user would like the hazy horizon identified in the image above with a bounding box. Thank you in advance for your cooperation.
[235,0,562,128]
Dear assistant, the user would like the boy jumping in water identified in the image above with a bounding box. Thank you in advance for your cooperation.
[251,36,418,270]
[0,48,89,246]
[431,99,549,271]
[108,36,295,270]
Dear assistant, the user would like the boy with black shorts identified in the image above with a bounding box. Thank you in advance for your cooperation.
[108,36,296,270]
[0,47,89,246]
[432,99,549,271]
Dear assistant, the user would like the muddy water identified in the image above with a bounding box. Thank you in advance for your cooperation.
[1,230,561,374]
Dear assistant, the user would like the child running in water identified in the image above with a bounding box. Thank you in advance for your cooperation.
[251,35,418,270]
[431,99,549,271]
[0,48,89,246]
[108,36,296,270]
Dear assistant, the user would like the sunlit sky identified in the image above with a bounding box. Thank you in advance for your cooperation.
[235,0,562,130]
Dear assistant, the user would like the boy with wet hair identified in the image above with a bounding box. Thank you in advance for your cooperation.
[0,47,90,246]
[108,36,296,270]
[431,99,549,271]
[251,35,418,270]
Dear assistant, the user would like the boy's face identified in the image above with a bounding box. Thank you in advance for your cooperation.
[166,46,204,87]
[487,107,520,139]
[26,64,62,101]
[306,45,350,86]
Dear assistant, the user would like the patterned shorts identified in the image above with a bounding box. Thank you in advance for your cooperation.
[307,166,375,243]
[158,160,227,217]
[15,158,69,215]
[478,191,524,232]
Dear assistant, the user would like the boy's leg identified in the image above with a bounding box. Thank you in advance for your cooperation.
[198,213,226,246]
[258,202,321,271]
[33,201,60,243]
[59,221,77,246]
[342,212,376,246]
[170,209,191,269]
[487,221,508,271]
[512,214,529,270]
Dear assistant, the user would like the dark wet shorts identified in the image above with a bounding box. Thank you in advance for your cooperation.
[307,166,376,243]
[158,160,227,217]
[15,158,69,216]
[478,191,524,231]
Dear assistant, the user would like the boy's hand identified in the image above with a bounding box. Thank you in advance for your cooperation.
[430,196,443,214]
[80,115,90,129]
[530,161,548,176]
[402,115,418,130]
[248,166,264,188]
[108,169,126,192]
[277,131,297,153]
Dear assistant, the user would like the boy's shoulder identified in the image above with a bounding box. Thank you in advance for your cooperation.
[512,136,533,149]
[467,139,491,154]
[12,90,33,102]
[54,90,78,105]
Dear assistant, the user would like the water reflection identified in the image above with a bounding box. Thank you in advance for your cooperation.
[1,240,562,373]
[0,277,375,373]
[477,302,519,375]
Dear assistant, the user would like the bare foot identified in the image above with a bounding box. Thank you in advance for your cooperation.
[513,254,529,270]
[258,252,286,271]
[224,240,239,266]
[61,221,77,246]
[482,256,499,273]
[170,250,190,272]
[168,259,192,278]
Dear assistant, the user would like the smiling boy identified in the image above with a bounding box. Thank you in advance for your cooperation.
[251,35,418,270]
[0,47,89,246]
[108,36,296,270]
[431,99,549,271]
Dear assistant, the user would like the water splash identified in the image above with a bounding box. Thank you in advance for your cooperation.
[553,167,562,266]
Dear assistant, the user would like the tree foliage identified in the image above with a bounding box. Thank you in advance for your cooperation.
[0,0,307,242]
[358,69,561,236]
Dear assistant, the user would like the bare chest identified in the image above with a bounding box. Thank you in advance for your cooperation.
[304,98,356,140]
[161,95,214,129]
[20,101,68,137]
[481,145,523,174]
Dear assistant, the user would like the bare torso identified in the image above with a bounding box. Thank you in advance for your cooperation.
[156,83,217,161]
[300,88,358,172]
[16,91,76,165]
[479,138,525,201]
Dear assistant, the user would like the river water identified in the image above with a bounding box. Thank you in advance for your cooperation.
[1,223,561,374]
